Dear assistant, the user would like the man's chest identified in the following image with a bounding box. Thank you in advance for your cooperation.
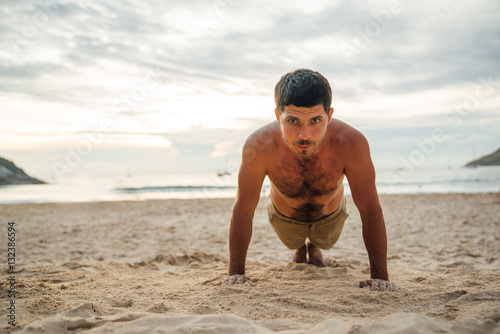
[267,154,344,200]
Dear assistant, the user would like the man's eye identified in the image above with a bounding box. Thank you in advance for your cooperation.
[288,119,297,124]
[312,118,320,123]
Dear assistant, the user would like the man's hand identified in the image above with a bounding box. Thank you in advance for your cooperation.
[359,279,398,292]
[221,275,258,285]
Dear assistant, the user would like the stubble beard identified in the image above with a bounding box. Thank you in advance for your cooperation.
[281,132,328,159]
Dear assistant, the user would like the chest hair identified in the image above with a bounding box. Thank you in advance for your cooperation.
[271,156,340,200]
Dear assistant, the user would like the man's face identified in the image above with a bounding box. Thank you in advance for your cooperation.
[275,104,333,158]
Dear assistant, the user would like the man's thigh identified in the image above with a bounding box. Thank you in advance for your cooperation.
[268,201,309,250]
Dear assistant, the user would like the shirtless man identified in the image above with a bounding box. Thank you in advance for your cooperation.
[222,69,397,292]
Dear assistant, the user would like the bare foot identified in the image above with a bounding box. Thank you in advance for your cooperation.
[307,242,325,267]
[293,244,307,263]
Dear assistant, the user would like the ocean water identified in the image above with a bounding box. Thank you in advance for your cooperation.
[1,166,499,204]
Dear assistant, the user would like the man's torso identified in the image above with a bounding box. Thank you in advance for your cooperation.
[261,120,350,221]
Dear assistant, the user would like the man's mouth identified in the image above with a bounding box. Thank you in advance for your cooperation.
[296,140,312,150]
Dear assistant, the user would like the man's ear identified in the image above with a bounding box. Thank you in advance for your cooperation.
[275,108,281,124]
[328,107,334,121]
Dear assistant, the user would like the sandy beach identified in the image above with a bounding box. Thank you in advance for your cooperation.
[1,193,499,333]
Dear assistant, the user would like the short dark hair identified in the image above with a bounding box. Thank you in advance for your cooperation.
[274,68,332,114]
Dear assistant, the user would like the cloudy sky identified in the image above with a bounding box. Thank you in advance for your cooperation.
[1,0,499,181]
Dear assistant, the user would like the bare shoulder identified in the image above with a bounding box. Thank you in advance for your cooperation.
[242,121,280,161]
[328,119,368,150]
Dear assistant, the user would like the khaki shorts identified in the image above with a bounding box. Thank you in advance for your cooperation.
[267,197,349,250]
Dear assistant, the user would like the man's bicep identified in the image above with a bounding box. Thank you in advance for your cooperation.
[345,134,379,213]
[234,145,267,214]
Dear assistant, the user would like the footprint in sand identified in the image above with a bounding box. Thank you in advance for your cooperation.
[146,302,176,314]
[191,304,219,315]
[110,299,134,308]
[174,255,190,265]
[62,302,118,318]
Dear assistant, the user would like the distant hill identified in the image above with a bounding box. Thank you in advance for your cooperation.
[465,147,500,167]
[0,157,46,185]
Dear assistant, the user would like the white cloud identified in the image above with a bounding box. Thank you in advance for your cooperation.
[211,140,240,157]
[1,0,499,177]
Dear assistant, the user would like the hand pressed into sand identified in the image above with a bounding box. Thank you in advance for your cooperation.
[359,279,398,292]
[221,275,258,285]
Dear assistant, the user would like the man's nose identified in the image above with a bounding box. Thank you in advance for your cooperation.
[299,125,311,140]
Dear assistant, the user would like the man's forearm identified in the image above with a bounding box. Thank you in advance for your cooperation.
[361,209,389,280]
[228,214,253,275]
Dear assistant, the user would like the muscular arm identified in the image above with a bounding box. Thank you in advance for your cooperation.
[228,137,267,276]
[345,132,388,281]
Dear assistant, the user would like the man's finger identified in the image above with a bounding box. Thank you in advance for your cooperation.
[371,280,379,291]
[237,276,246,284]
[359,280,371,288]
[387,283,393,292]
[228,276,237,285]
